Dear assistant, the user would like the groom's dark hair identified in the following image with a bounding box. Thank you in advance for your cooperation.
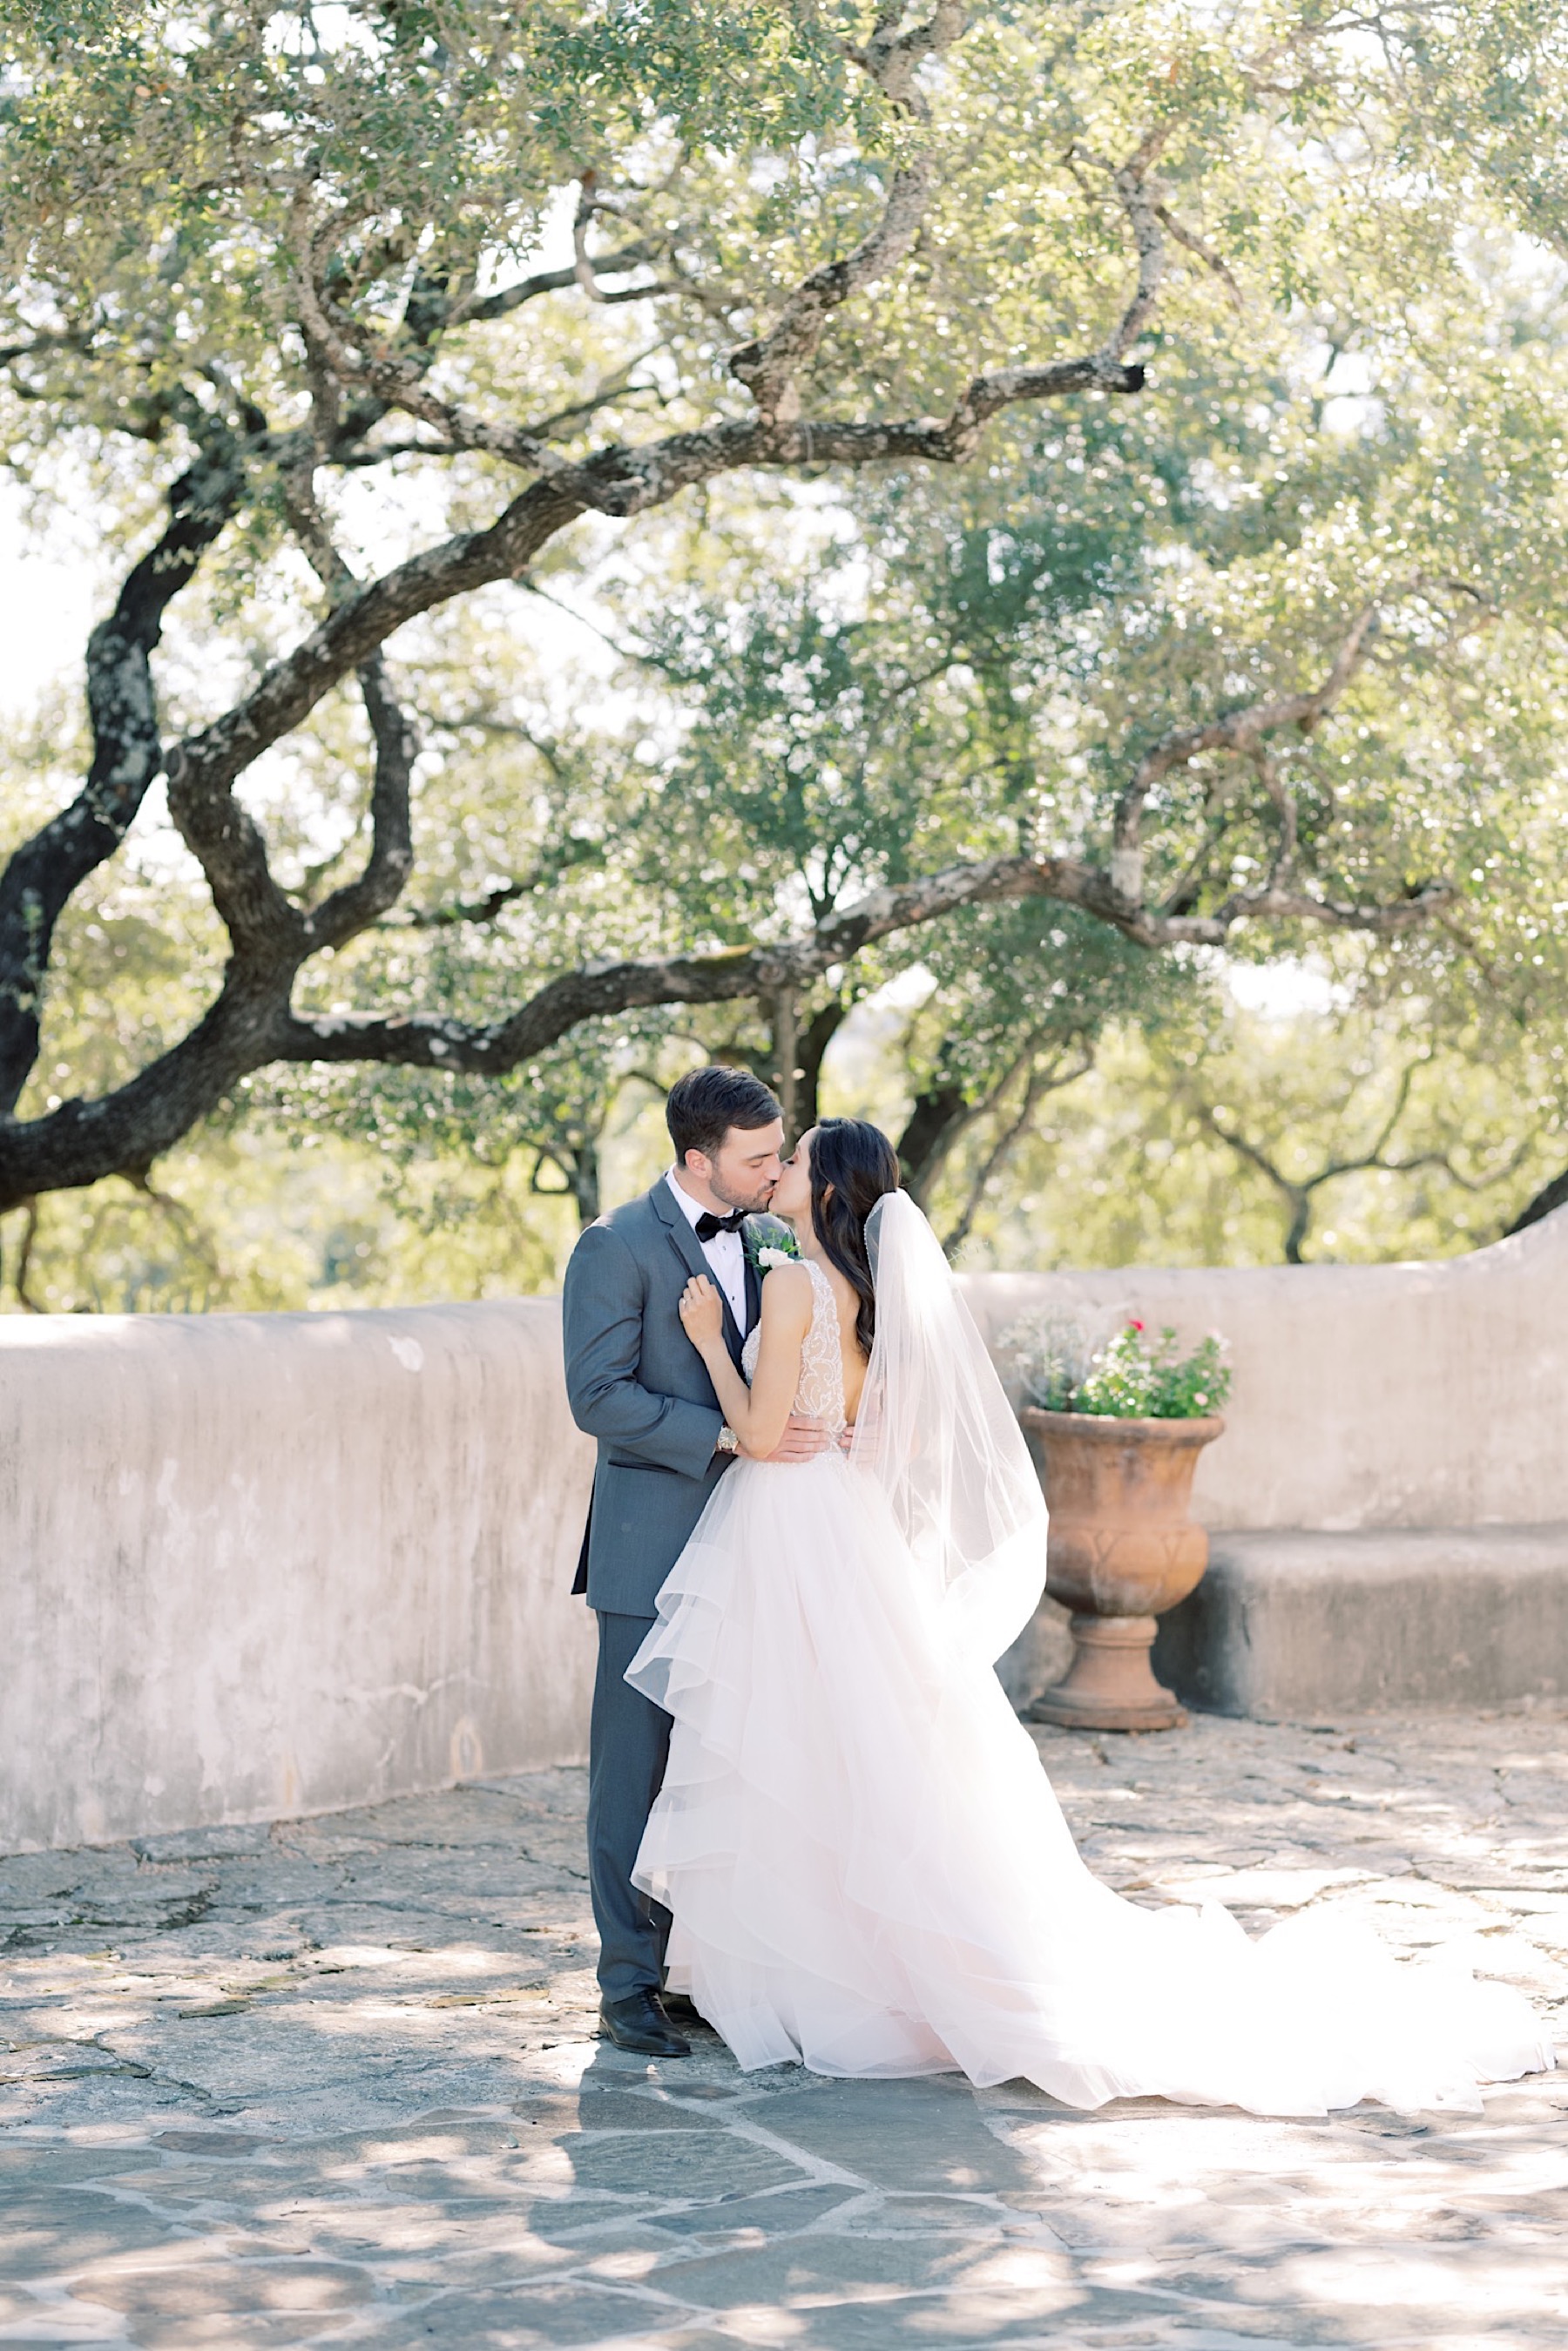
[666,1065,782,1164]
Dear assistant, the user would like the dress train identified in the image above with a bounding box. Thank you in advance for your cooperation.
[628,1256,1554,2115]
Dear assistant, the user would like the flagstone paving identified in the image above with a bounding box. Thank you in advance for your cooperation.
[3,1708,1565,2348]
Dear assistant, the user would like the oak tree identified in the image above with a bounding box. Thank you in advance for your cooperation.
[3,0,1564,1218]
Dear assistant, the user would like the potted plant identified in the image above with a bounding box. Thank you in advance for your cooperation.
[999,1313,1233,1732]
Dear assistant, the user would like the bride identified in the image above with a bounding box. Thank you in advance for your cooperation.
[626,1118,1554,2115]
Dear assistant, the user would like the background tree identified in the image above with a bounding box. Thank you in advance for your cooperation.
[934,977,1565,1274]
[7,0,1565,1240]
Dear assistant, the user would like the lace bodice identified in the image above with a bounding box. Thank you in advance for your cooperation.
[741,1258,847,1432]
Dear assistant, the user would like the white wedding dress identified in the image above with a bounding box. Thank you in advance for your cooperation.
[628,1202,1554,2116]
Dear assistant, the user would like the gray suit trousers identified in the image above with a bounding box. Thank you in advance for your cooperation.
[589,1610,672,2000]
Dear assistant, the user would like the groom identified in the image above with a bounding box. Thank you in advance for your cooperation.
[562,1064,833,2056]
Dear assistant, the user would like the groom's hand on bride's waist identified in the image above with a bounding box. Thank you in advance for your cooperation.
[761,1413,835,1464]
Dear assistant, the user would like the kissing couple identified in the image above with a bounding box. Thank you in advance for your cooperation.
[563,1065,1552,2112]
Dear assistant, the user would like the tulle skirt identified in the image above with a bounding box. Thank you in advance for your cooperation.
[628,1453,1556,2115]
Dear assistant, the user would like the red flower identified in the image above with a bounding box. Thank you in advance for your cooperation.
[1128,1319,1145,1333]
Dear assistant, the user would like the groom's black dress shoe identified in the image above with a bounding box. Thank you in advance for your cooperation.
[598,1989,691,2057]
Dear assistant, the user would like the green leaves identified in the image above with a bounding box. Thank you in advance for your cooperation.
[1002,1308,1233,1418]
[0,0,860,476]
[6,1,1568,1290]
[1074,1322,1232,1419]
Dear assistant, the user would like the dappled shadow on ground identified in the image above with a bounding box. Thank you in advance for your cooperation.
[2,1713,1565,2345]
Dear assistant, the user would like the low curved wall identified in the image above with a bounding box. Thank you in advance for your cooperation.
[1,1300,597,1853]
[3,1213,1565,1852]
[961,1211,1568,1532]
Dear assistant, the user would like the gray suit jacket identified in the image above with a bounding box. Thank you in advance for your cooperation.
[562,1178,760,1617]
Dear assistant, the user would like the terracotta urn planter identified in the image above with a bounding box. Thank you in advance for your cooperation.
[1017,1407,1225,1733]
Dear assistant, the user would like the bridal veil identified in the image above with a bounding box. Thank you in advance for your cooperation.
[854,1188,1049,1666]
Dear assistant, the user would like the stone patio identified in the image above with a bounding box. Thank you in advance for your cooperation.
[3,1710,1565,2348]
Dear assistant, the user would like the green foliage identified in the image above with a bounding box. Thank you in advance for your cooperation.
[1076,1324,1231,1419]
[4,2,1568,1302]
[944,977,1568,1276]
[1002,1307,1233,1418]
[741,1211,800,1273]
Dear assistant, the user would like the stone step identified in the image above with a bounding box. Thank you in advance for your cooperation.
[1152,1523,1568,1719]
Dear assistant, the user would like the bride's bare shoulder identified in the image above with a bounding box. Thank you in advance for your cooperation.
[759,1261,814,1324]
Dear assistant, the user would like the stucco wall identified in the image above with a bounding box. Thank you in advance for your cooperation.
[3,1210,1565,1853]
[961,1210,1568,1532]
[1,1300,597,1854]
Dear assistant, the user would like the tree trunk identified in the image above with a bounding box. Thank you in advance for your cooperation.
[767,988,801,1138]
[793,998,849,1135]
[897,1083,976,1208]
[571,1142,601,1227]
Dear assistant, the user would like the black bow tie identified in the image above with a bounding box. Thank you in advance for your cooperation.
[694,1209,747,1241]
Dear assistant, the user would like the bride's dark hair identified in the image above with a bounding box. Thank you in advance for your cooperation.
[808,1118,902,1358]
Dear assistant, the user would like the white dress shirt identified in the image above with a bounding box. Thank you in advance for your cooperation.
[666,1168,752,1334]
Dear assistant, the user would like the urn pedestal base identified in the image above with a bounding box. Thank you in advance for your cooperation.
[1027,1613,1189,1734]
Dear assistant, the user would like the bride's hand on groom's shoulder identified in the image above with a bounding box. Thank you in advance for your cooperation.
[679,1274,726,1349]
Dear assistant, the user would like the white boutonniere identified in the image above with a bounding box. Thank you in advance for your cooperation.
[742,1213,801,1277]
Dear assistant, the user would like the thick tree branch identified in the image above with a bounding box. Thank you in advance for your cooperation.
[791,995,853,1133]
[323,361,664,469]
[8,1197,44,1311]
[0,819,1451,1213]
[1507,1165,1568,1235]
[0,961,295,1208]
[0,403,252,1117]
[263,850,1448,1084]
[166,337,1153,828]
[301,660,418,950]
[848,1,969,116]
[288,186,638,481]
[220,105,1168,841]
[731,106,1164,430]
[573,174,612,302]
[163,742,301,960]
[279,447,359,604]
[0,666,417,1207]
[728,157,936,420]
[271,456,417,953]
